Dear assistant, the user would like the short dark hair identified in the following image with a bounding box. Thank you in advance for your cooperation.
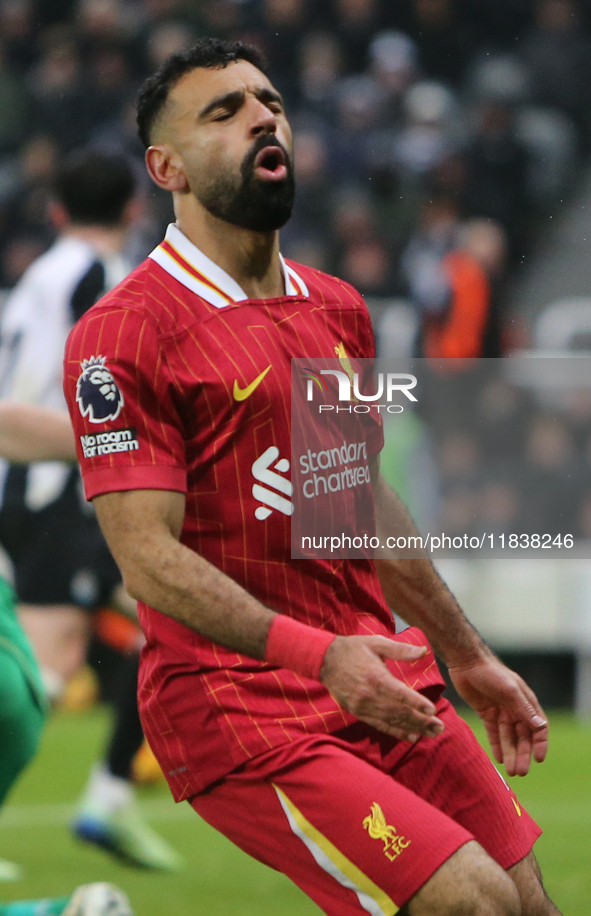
[54,148,135,226]
[136,38,268,149]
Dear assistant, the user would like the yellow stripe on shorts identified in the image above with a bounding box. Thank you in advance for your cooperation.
[273,784,399,916]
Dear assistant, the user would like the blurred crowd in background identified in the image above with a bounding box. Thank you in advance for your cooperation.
[1,0,591,316]
[380,363,591,543]
[1,0,591,542]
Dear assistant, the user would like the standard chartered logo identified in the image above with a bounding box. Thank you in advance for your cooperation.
[251,446,294,520]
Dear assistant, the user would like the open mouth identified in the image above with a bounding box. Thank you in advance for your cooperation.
[253,145,288,181]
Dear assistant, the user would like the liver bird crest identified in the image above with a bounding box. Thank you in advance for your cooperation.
[362,803,411,862]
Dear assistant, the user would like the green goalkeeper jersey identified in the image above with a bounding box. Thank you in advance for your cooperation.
[0,576,47,712]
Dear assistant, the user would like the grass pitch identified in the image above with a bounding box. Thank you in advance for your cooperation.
[1,707,589,915]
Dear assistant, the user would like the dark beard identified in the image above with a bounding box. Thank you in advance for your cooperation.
[199,135,295,232]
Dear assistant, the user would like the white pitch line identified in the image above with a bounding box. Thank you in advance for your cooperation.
[0,798,193,829]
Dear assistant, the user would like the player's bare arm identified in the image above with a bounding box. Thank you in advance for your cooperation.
[0,402,76,463]
[93,486,444,742]
[370,458,548,776]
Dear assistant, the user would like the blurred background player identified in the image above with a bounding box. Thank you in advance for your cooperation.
[0,400,133,916]
[0,149,181,872]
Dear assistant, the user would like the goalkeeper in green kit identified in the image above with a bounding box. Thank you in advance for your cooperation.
[0,403,132,916]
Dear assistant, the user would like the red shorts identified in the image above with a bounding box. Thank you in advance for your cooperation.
[191,698,541,914]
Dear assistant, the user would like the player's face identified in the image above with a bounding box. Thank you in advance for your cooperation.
[163,61,295,231]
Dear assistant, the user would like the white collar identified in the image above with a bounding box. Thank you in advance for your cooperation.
[149,224,309,308]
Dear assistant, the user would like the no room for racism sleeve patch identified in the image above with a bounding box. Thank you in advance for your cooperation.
[80,427,139,458]
[64,304,188,500]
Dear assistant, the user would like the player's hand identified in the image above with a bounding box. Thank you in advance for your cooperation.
[320,635,445,742]
[448,656,548,777]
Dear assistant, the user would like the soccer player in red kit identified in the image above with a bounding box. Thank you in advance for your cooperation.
[63,39,562,916]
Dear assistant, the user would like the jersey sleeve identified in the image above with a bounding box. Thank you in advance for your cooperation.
[64,304,187,500]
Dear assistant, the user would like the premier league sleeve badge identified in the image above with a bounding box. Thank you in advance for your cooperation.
[76,355,124,423]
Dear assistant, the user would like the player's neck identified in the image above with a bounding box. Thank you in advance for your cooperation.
[174,207,285,300]
[63,224,127,258]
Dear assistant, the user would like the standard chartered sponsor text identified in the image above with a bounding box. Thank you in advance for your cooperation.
[299,439,370,498]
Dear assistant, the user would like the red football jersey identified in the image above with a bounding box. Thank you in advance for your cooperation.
[64,224,444,800]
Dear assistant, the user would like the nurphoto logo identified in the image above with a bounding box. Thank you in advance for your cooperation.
[304,369,418,414]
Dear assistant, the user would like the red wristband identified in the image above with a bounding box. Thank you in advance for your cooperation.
[265,614,337,681]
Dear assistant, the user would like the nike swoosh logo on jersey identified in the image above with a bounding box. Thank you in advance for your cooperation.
[233,365,271,401]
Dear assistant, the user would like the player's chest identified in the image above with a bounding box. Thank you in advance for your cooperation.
[163,299,366,418]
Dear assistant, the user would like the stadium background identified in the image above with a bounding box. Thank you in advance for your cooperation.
[0,0,590,912]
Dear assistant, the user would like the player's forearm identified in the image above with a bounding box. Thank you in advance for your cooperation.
[374,556,489,665]
[0,403,76,463]
[93,489,336,676]
[373,473,490,666]
[117,525,275,660]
